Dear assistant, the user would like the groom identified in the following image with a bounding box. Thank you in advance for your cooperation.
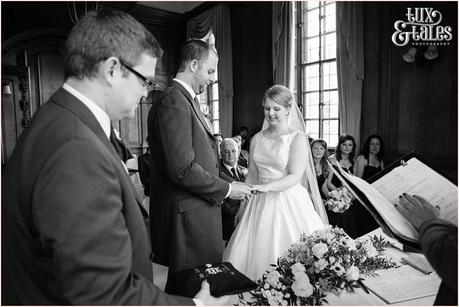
[147,39,253,293]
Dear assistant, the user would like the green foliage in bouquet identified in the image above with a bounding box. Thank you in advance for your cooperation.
[239,226,397,306]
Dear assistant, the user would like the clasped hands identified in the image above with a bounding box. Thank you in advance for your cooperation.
[228,182,269,200]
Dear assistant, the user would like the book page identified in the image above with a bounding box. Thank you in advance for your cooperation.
[372,158,458,225]
[362,265,441,304]
[341,172,419,241]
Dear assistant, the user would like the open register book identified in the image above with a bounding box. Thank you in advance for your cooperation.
[331,152,457,249]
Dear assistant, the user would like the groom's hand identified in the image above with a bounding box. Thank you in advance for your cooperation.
[229,182,254,200]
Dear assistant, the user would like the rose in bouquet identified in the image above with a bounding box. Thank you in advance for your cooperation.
[240,226,397,306]
[325,186,354,213]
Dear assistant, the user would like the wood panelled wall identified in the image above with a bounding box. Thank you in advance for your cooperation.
[230,2,273,137]
[1,2,186,161]
[361,2,458,182]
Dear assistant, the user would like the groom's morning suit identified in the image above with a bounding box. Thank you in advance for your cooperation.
[2,88,193,305]
[148,80,229,273]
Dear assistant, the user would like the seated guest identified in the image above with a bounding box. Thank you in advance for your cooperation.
[326,134,360,238]
[354,134,385,234]
[238,126,249,152]
[355,134,385,180]
[219,138,247,242]
[232,135,248,168]
[395,194,457,306]
[311,139,330,200]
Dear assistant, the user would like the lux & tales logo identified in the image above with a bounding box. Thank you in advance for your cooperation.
[392,7,453,46]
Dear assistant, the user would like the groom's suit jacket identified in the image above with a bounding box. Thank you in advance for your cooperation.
[1,88,193,305]
[148,80,229,272]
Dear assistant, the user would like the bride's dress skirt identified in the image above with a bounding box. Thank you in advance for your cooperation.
[223,183,324,281]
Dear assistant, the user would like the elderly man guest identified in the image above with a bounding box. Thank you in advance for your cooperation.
[219,138,248,242]
[147,39,253,294]
[1,9,225,305]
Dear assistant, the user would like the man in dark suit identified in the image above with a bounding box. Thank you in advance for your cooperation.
[219,138,247,242]
[147,40,253,292]
[2,9,225,305]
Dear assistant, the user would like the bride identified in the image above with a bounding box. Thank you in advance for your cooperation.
[223,85,329,281]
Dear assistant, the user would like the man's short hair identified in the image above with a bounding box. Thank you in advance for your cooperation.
[177,39,217,72]
[221,138,239,153]
[64,8,163,79]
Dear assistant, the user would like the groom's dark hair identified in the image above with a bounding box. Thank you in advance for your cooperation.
[177,39,218,72]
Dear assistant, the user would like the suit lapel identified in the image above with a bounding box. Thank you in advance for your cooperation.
[50,88,145,212]
[172,81,214,137]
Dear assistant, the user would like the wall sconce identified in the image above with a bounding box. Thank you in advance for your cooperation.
[424,45,438,60]
[402,47,417,63]
[3,83,12,95]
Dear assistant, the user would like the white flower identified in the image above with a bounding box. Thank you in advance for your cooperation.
[281,300,288,306]
[314,258,329,271]
[328,256,336,264]
[331,263,345,276]
[345,265,360,281]
[362,240,378,257]
[290,262,306,276]
[312,242,328,259]
[266,270,281,287]
[291,272,314,298]
[340,237,356,250]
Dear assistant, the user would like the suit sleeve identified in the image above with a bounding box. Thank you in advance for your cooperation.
[419,218,458,291]
[152,91,229,202]
[33,139,194,305]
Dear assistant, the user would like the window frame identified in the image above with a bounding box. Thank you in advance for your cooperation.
[295,1,339,147]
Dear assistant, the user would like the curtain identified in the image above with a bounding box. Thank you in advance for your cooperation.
[187,4,233,138]
[336,2,364,147]
[272,2,293,88]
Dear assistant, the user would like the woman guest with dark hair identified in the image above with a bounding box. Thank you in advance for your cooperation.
[354,134,385,234]
[355,134,385,181]
[326,134,360,238]
[311,139,330,200]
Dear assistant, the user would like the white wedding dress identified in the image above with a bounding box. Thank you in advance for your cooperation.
[223,130,325,281]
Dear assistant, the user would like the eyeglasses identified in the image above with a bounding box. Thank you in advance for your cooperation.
[119,60,154,89]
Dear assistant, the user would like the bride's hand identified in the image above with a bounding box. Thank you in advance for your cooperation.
[253,184,270,193]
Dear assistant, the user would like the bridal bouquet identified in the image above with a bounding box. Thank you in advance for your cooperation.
[239,226,396,306]
[325,186,354,213]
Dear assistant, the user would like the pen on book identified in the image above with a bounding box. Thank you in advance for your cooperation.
[402,257,432,275]
[357,280,370,294]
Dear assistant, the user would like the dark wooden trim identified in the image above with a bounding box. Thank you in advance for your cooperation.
[129,4,185,30]
[2,65,30,128]
[184,2,222,20]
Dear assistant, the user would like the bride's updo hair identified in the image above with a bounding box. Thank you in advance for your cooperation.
[263,85,292,108]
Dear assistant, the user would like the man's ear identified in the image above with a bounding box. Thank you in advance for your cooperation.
[190,59,199,73]
[102,57,122,85]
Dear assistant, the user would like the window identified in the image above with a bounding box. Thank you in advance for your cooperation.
[295,1,339,147]
[198,32,220,134]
